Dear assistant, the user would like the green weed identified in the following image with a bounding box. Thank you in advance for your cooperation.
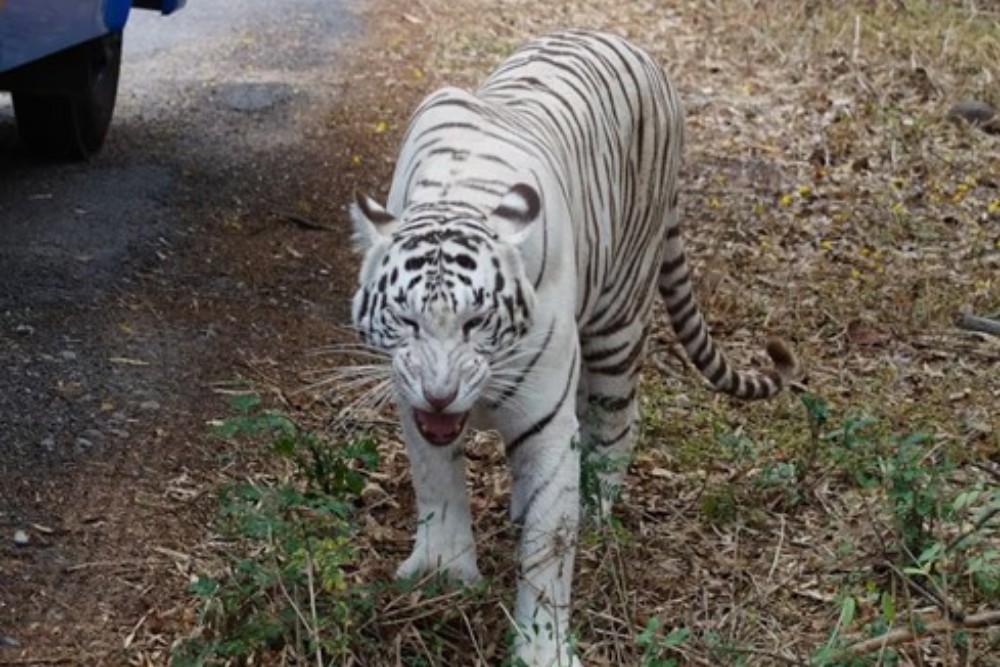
[637,617,690,667]
[171,396,378,667]
[797,393,1000,664]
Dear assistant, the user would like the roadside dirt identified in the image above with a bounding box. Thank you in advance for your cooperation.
[0,2,417,664]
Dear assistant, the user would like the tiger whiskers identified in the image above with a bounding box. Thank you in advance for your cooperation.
[344,376,395,413]
[302,329,552,423]
[298,349,395,417]
[483,372,545,421]
[484,331,556,416]
[484,370,543,396]
[488,328,551,370]
[307,341,391,361]
[298,335,393,401]
[317,368,395,432]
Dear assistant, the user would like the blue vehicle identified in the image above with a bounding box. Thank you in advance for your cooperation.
[0,0,186,158]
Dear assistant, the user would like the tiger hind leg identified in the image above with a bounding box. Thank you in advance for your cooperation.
[578,328,647,518]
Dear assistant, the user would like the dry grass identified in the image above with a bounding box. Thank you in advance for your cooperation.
[166,1,1000,666]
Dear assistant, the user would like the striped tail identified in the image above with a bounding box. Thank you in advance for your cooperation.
[658,227,796,400]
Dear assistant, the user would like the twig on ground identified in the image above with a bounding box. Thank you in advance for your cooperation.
[458,607,488,665]
[305,542,324,667]
[945,505,1000,555]
[3,655,111,665]
[714,645,811,666]
[954,312,1000,336]
[273,210,336,232]
[833,610,1000,659]
[885,558,965,622]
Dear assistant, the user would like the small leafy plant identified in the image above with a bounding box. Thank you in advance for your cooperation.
[171,395,378,667]
[798,393,1000,665]
[637,617,690,667]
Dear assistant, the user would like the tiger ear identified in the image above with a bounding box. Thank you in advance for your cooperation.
[490,183,540,244]
[351,192,398,251]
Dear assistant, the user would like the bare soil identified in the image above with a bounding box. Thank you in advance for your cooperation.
[0,2,394,663]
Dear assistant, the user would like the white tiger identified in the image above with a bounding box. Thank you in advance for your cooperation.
[350,29,795,667]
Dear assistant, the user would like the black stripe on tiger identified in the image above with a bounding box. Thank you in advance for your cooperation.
[489,320,556,409]
[506,346,578,454]
[658,246,796,399]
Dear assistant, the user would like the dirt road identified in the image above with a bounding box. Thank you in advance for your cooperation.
[0,0,371,661]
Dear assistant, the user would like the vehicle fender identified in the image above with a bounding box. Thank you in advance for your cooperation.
[133,0,188,15]
[161,0,187,15]
[102,0,131,31]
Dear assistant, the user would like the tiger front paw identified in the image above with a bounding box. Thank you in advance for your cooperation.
[396,542,482,585]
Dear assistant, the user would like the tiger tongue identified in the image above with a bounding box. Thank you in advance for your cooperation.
[413,409,468,446]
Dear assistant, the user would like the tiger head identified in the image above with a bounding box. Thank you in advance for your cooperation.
[350,184,541,446]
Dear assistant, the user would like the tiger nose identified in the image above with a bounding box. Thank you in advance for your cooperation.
[423,386,458,412]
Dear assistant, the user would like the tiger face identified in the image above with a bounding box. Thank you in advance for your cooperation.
[351,186,540,445]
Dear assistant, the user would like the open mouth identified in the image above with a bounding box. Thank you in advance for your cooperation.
[413,409,469,446]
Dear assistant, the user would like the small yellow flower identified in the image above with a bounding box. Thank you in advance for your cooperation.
[779,193,794,206]
[372,121,389,134]
[951,182,973,203]
[797,184,811,197]
[351,154,362,166]
[987,198,1000,214]
[820,239,833,251]
[709,197,721,208]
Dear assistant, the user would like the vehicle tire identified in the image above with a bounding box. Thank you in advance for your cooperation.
[12,32,122,160]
